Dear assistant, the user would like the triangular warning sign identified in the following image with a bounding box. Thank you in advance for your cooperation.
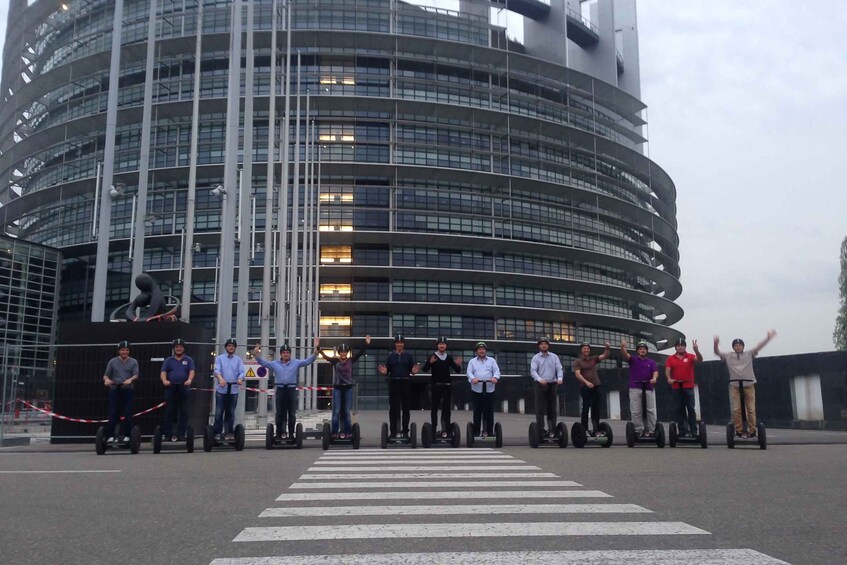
[246,367,255,378]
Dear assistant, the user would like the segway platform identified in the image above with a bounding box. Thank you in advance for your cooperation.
[625,422,666,448]
[95,425,142,455]
[668,421,708,448]
[570,421,613,448]
[726,379,767,449]
[380,421,417,448]
[528,422,567,448]
[322,422,362,450]
[265,422,305,449]
[203,423,246,451]
[421,422,461,448]
[152,425,195,454]
[466,421,503,448]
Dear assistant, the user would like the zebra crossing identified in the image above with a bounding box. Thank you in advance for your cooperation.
[210,448,789,564]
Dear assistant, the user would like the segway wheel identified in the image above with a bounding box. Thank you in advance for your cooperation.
[556,422,568,448]
[265,423,275,450]
[466,422,474,448]
[450,422,461,448]
[725,422,735,449]
[295,423,304,449]
[599,422,613,448]
[322,422,331,450]
[655,422,666,448]
[129,426,141,454]
[186,425,195,453]
[410,422,418,449]
[757,422,767,450]
[352,423,361,450]
[204,425,214,452]
[153,425,162,454]
[571,422,587,448]
[625,422,636,448]
[494,422,503,448]
[421,422,433,448]
[380,422,389,449]
[698,421,708,449]
[669,422,678,448]
[528,422,539,448]
[234,424,245,451]
[95,426,106,455]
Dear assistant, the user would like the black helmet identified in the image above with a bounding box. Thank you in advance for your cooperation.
[636,341,649,350]
[436,336,448,345]
[674,337,687,347]
[337,343,351,353]
[732,338,745,347]
[279,343,291,353]
[394,334,406,343]
[117,340,130,349]
[537,336,550,345]
[173,338,186,347]
[224,338,237,347]
[579,342,591,349]
[475,341,487,350]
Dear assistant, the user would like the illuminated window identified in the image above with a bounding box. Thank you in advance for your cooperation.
[320,246,352,263]
[320,283,352,299]
[320,316,352,337]
[318,124,355,143]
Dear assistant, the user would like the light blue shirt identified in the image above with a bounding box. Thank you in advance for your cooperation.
[214,353,246,394]
[467,355,501,393]
[256,354,317,386]
[530,352,564,383]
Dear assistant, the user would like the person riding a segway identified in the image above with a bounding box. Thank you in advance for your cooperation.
[212,338,245,442]
[528,336,567,448]
[573,341,612,438]
[160,338,195,443]
[622,339,665,448]
[319,336,370,445]
[253,337,320,444]
[97,341,141,454]
[467,341,502,446]
[378,335,421,446]
[421,336,463,447]
[715,331,776,448]
[665,337,707,448]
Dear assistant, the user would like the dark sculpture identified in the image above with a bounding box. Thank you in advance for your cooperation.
[109,273,180,322]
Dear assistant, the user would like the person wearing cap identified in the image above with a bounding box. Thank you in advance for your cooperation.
[573,341,612,437]
[665,337,703,437]
[378,335,421,438]
[467,341,501,437]
[160,338,196,442]
[319,336,371,439]
[530,337,563,437]
[422,336,463,438]
[102,341,140,443]
[252,338,320,441]
[714,330,776,438]
[212,338,246,441]
[621,339,659,437]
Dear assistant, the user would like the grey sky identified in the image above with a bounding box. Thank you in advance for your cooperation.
[1,1,844,356]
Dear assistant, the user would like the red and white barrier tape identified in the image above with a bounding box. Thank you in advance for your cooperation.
[18,399,166,424]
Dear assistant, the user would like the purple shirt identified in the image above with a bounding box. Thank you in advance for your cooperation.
[627,355,658,390]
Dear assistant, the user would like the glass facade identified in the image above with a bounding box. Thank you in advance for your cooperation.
[0,0,683,398]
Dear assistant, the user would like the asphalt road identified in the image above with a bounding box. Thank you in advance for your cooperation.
[1,410,845,565]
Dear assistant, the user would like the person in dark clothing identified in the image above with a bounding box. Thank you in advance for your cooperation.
[160,338,195,442]
[320,335,371,438]
[102,340,139,443]
[573,341,611,437]
[378,334,420,438]
[422,336,463,438]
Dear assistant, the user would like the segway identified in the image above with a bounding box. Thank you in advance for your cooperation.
[528,421,568,448]
[322,421,362,450]
[421,421,461,448]
[625,381,666,448]
[265,422,304,449]
[380,421,417,448]
[668,388,707,448]
[570,421,613,448]
[152,424,194,454]
[95,425,141,455]
[203,383,245,451]
[726,379,767,449]
[466,381,503,448]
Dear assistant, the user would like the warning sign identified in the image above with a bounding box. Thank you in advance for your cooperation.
[243,361,267,379]
[246,367,255,378]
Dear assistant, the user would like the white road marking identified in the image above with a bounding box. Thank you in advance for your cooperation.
[275,490,612,501]
[314,457,521,464]
[290,480,581,488]
[298,472,559,480]
[320,448,497,454]
[258,504,649,517]
[233,521,710,542]
[210,549,790,565]
[0,470,121,474]
[306,465,540,472]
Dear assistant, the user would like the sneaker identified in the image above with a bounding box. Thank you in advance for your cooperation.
[596,431,606,438]
[548,431,556,439]
[645,432,654,438]
[749,431,757,438]
[170,436,178,442]
[481,431,488,438]
[441,431,448,439]
[122,436,130,443]
[107,436,116,443]
[395,432,403,439]
[735,431,744,438]
[274,434,282,441]
[740,432,749,439]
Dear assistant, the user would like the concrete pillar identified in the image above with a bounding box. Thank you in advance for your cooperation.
[518,398,525,414]
[257,376,269,426]
[693,385,702,421]
[501,400,509,414]
[792,375,824,420]
[607,389,621,420]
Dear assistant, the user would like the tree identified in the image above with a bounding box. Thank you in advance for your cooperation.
[835,236,847,350]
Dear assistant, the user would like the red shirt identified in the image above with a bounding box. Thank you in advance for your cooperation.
[665,353,698,389]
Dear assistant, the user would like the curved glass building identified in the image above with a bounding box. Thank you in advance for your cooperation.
[0,0,683,403]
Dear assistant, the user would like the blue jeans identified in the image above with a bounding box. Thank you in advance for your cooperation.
[163,384,190,438]
[107,385,133,438]
[331,387,354,434]
[213,391,238,435]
